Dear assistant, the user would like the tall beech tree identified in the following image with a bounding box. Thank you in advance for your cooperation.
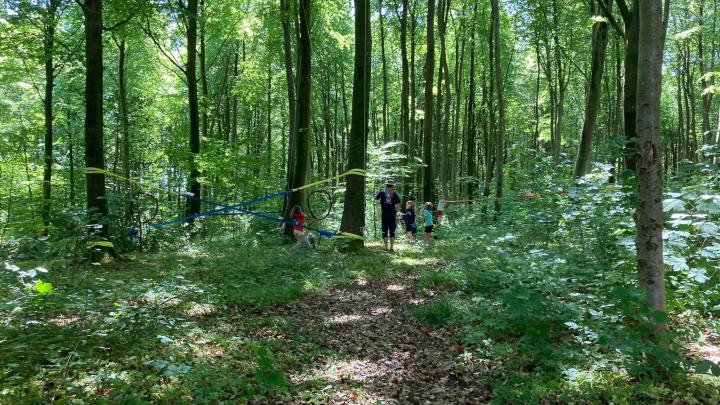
[422,0,435,203]
[284,0,312,226]
[340,0,371,248]
[78,0,108,236]
[635,0,670,344]
[491,0,505,215]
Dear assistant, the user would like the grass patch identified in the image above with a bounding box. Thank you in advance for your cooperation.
[413,297,461,326]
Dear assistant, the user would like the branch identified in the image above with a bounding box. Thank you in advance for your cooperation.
[615,0,631,23]
[103,11,138,31]
[140,18,187,74]
[597,0,625,38]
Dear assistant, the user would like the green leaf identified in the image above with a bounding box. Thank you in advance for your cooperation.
[695,360,715,374]
[34,280,53,294]
[662,198,685,212]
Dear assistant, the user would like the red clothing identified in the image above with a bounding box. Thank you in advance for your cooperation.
[293,212,306,231]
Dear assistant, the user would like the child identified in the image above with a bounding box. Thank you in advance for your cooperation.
[403,200,417,242]
[422,202,434,245]
[436,197,446,226]
[290,206,310,249]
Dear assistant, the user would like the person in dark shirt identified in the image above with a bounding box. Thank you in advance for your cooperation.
[375,181,401,252]
[403,199,417,242]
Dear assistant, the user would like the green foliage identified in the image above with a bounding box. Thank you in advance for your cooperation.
[413,297,461,326]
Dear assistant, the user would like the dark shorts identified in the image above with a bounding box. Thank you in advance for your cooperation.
[381,215,397,238]
[424,225,433,233]
[406,223,417,235]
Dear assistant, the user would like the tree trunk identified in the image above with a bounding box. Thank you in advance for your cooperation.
[574,0,611,177]
[281,0,296,214]
[185,0,202,219]
[81,0,108,236]
[267,63,273,175]
[491,0,505,216]
[117,38,132,222]
[439,0,452,198]
[621,0,639,172]
[199,0,209,140]
[379,0,389,143]
[340,0,371,248]
[422,0,436,203]
[466,17,477,199]
[400,0,410,201]
[410,1,418,194]
[635,0,668,344]
[41,0,60,234]
[284,0,312,229]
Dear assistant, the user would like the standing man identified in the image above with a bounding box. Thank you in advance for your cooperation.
[375,181,401,252]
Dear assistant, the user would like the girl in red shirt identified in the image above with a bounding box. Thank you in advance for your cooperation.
[291,206,309,249]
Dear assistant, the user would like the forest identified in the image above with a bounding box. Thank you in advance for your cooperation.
[1,0,720,402]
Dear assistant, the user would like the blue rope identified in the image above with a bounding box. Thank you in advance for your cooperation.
[150,189,292,229]
[149,188,339,240]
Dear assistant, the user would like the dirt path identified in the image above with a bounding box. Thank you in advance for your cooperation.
[260,265,492,404]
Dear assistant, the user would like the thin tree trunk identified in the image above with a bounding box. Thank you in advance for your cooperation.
[439,0,452,198]
[41,0,60,233]
[267,63,273,175]
[466,13,477,199]
[185,0,202,219]
[379,0,389,143]
[491,0,505,216]
[281,0,297,214]
[115,38,132,222]
[400,0,410,201]
[422,0,436,203]
[574,0,611,177]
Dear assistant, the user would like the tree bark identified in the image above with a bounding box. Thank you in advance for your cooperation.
[466,18,477,200]
[620,0,639,172]
[185,0,202,219]
[439,0,451,198]
[400,0,410,201]
[41,0,60,234]
[81,0,109,236]
[284,0,312,229]
[340,0,371,248]
[116,38,132,222]
[574,0,611,177]
[635,0,668,344]
[379,0,389,143]
[491,0,505,216]
[422,0,436,203]
[280,0,297,214]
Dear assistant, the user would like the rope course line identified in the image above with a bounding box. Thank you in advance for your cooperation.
[84,167,367,241]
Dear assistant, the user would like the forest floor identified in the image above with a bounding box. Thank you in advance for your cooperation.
[3,220,720,403]
[256,246,492,403]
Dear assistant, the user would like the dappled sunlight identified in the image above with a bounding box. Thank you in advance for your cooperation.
[326,314,367,325]
[50,315,81,327]
[371,306,393,316]
[331,289,375,302]
[184,303,217,317]
[691,343,720,364]
[391,256,440,267]
[408,298,426,305]
[386,283,406,291]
